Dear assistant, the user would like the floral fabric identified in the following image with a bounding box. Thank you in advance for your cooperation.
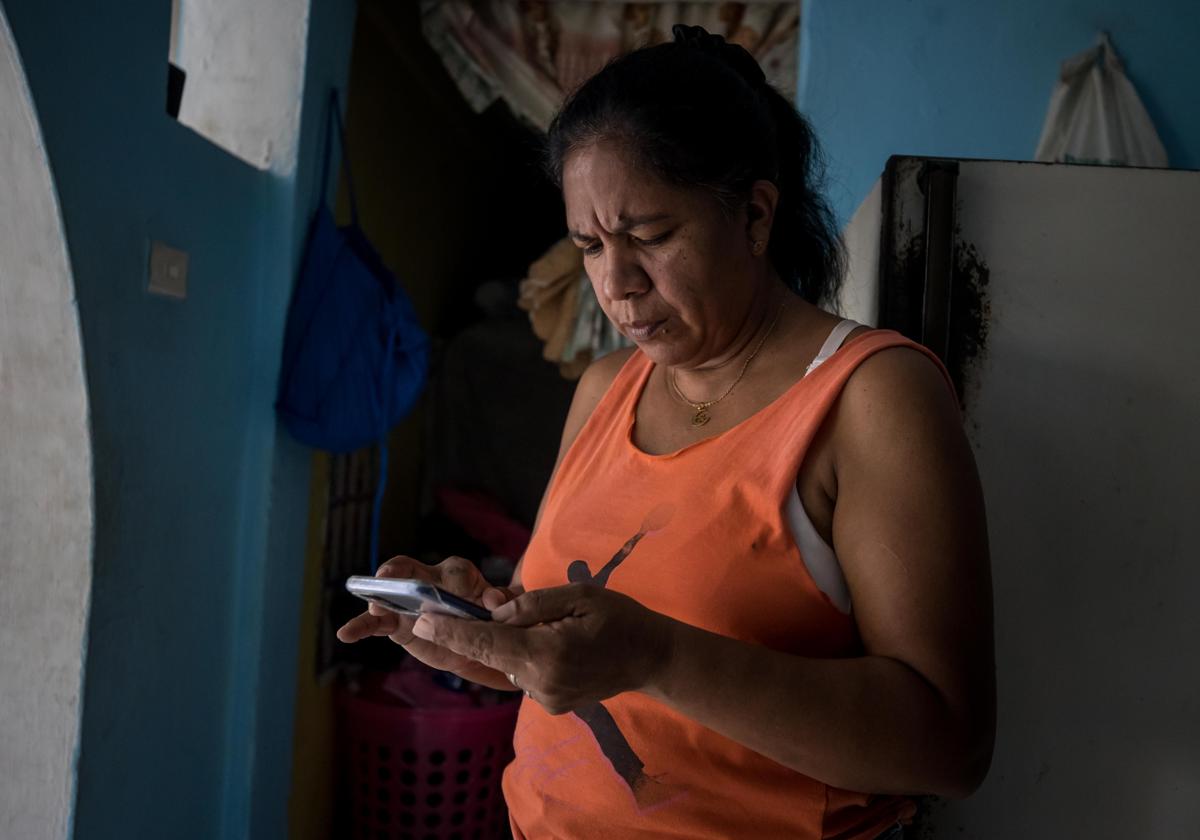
[421,1,800,131]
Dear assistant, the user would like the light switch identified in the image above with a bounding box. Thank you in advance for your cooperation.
[148,240,188,299]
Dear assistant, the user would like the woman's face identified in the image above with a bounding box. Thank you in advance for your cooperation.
[562,141,769,369]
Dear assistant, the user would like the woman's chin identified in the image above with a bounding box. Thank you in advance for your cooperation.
[632,338,688,368]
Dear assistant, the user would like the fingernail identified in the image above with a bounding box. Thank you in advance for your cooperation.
[411,616,433,639]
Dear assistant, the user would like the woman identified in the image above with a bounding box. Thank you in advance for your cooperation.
[339,25,994,840]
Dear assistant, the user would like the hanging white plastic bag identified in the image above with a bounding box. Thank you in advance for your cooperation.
[1035,32,1168,167]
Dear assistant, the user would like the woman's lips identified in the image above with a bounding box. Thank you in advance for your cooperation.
[624,319,667,341]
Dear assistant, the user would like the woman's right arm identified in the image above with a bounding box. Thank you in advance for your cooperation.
[336,349,633,688]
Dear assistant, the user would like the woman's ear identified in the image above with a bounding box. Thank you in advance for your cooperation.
[745,179,779,254]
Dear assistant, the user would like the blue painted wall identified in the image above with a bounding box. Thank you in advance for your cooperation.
[800,0,1200,224]
[3,1,356,838]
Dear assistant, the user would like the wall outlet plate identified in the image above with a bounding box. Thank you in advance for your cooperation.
[148,240,188,299]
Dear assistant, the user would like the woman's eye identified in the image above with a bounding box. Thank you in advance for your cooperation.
[634,232,671,247]
[581,242,603,257]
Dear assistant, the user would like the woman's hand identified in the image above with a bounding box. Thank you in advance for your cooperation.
[335,555,518,689]
[411,583,674,715]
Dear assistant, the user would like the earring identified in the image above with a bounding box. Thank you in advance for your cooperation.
[752,240,765,255]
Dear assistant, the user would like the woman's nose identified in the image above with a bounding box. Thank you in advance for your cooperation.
[598,250,650,301]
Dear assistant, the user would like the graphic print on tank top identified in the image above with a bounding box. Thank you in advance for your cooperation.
[563,502,687,811]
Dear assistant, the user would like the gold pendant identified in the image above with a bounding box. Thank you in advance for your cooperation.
[691,408,711,427]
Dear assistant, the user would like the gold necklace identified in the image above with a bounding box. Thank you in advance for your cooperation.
[668,299,786,428]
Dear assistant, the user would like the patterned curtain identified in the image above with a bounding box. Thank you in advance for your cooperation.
[421,0,801,131]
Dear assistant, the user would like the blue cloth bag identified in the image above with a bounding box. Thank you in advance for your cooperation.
[277,90,429,568]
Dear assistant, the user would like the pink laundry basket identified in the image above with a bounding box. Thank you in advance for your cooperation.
[337,680,520,840]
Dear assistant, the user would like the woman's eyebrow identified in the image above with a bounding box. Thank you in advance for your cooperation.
[569,213,671,241]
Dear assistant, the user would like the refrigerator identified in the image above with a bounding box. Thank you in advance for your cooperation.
[837,157,1200,838]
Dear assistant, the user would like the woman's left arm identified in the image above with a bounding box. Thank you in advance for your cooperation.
[641,346,995,797]
[413,347,995,798]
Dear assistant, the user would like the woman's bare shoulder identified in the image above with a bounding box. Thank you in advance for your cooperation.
[559,347,638,451]
[837,342,958,434]
[576,347,638,406]
[829,342,975,520]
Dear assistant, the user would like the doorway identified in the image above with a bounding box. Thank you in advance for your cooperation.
[287,4,572,837]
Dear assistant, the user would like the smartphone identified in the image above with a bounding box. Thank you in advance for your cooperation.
[345,576,492,621]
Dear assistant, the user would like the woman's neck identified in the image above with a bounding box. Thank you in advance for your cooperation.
[670,283,791,401]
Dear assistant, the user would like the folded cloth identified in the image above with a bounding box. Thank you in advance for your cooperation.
[520,237,630,379]
[519,237,583,367]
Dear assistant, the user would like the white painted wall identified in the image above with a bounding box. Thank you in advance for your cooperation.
[0,7,93,840]
[175,0,310,172]
[842,159,1200,837]
[939,160,1200,838]
[836,176,882,324]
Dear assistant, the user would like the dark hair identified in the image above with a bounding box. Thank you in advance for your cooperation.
[546,25,843,306]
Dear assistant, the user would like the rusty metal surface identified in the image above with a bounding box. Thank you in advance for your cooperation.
[877,156,990,410]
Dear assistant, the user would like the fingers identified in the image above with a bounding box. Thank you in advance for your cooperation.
[378,554,488,601]
[433,555,489,599]
[481,586,518,610]
[336,609,403,643]
[491,583,591,627]
[410,608,593,714]
[376,555,432,580]
[345,555,493,644]
[411,613,528,676]
[368,557,426,616]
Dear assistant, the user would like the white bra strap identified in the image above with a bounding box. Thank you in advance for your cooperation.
[804,319,862,376]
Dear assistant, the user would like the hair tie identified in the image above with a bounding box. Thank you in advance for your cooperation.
[671,24,766,88]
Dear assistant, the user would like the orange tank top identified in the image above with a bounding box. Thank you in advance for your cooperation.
[503,329,949,839]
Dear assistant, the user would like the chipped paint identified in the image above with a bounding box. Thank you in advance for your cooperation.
[946,239,991,412]
[174,0,310,172]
